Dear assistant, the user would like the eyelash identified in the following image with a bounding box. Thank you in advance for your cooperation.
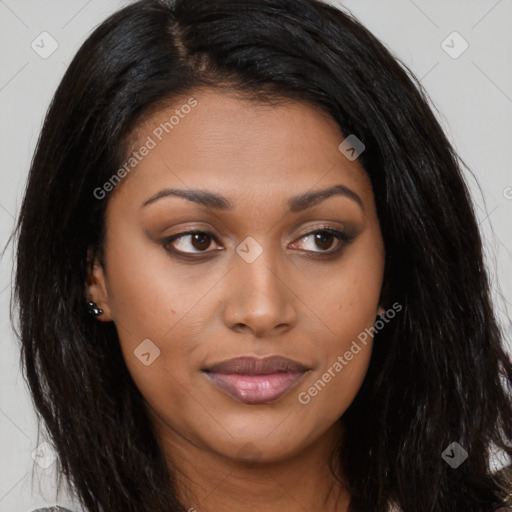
[162,226,351,259]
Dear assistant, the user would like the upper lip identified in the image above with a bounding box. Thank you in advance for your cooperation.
[203,355,309,375]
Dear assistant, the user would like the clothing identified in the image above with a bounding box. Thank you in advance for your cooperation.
[31,508,76,512]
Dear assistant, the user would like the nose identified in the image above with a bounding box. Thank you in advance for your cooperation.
[222,244,297,338]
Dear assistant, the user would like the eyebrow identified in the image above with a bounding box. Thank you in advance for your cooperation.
[140,184,363,212]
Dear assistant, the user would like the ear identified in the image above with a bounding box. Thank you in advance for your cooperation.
[377,304,385,316]
[85,248,113,322]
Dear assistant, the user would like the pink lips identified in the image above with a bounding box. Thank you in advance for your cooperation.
[203,355,309,405]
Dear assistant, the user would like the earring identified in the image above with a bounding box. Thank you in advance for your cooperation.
[87,296,104,317]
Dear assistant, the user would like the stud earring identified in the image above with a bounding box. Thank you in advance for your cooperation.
[87,296,104,317]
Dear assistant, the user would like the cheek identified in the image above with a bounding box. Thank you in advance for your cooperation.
[104,221,215,340]
[102,225,222,413]
[313,234,384,345]
[296,344,372,428]
[296,234,383,418]
[297,293,376,418]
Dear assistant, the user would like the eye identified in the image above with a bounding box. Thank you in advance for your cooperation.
[162,227,351,258]
[289,228,349,254]
[163,230,222,255]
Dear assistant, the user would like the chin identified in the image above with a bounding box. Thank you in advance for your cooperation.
[209,430,311,465]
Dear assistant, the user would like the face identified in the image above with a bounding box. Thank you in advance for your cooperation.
[87,88,385,466]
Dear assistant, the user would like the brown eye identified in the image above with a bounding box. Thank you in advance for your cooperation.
[313,231,337,251]
[189,232,212,251]
[291,228,349,254]
[164,230,221,255]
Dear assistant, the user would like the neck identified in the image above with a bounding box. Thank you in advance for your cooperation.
[152,416,349,512]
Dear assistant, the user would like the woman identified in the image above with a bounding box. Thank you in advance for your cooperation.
[14,0,512,511]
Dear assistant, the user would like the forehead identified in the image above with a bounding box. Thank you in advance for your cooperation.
[112,88,373,208]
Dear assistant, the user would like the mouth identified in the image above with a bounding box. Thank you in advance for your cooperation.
[202,355,310,405]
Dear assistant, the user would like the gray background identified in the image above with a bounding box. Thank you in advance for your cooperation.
[0,1,511,510]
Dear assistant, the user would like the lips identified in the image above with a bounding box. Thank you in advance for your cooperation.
[202,355,309,405]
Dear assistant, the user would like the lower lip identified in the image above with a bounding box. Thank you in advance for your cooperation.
[204,371,305,404]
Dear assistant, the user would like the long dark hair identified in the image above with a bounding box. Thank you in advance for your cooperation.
[11,0,512,510]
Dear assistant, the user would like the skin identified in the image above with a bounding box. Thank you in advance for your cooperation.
[86,88,386,512]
